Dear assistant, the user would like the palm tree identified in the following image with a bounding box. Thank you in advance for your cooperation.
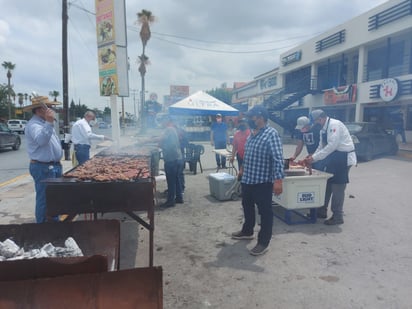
[137,9,154,54]
[136,9,155,132]
[2,61,16,119]
[17,93,24,107]
[49,90,60,102]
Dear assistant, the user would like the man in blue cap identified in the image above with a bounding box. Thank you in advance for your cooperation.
[231,105,284,256]
[210,113,229,169]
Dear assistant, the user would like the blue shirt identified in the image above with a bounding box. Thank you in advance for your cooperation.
[25,115,63,162]
[211,122,228,143]
[242,125,284,184]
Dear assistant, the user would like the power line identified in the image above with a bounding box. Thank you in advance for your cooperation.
[69,4,317,54]
[150,30,318,46]
[151,35,301,54]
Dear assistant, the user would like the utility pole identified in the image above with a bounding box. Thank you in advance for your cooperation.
[62,0,70,160]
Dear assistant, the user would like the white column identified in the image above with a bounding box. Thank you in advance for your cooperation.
[110,94,121,149]
[355,46,366,122]
[311,63,318,91]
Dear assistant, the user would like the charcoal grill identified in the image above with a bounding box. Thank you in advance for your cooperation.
[0,220,120,274]
[45,152,156,266]
[0,266,163,309]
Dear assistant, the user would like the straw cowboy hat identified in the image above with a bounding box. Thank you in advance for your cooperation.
[23,96,61,112]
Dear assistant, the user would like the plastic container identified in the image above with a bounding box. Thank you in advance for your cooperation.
[273,170,333,209]
[208,172,237,201]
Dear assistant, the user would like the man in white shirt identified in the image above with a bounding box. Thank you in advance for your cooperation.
[305,109,357,225]
[71,111,111,164]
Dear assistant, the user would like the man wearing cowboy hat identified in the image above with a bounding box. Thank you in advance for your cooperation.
[24,96,63,223]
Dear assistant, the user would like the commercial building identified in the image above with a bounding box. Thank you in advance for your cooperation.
[233,0,412,136]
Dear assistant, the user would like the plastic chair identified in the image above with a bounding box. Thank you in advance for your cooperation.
[184,143,204,174]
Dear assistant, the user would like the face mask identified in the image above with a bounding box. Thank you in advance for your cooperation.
[238,124,247,131]
[247,119,257,130]
[89,120,96,127]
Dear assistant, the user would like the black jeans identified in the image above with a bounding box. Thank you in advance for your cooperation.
[241,182,274,247]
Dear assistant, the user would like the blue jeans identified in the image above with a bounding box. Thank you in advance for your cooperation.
[29,162,62,223]
[164,159,184,203]
[241,183,274,247]
[74,144,91,165]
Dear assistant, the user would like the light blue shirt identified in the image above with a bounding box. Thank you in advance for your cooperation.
[25,115,63,162]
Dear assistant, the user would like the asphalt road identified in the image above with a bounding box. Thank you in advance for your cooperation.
[0,133,30,184]
[0,126,115,184]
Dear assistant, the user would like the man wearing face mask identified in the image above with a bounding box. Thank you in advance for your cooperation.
[71,111,111,165]
[232,105,284,256]
[304,109,357,225]
[210,113,229,169]
[291,116,323,170]
[230,118,250,170]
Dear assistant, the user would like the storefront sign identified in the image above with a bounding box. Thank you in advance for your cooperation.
[379,78,399,102]
[281,50,302,66]
[323,84,357,104]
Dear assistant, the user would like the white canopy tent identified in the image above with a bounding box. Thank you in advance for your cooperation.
[168,91,239,116]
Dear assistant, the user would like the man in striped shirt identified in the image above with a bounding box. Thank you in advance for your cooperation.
[232,105,284,256]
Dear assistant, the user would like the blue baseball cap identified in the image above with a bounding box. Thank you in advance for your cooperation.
[246,105,269,121]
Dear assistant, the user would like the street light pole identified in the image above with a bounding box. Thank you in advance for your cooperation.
[62,0,70,160]
[130,89,138,126]
[7,71,11,119]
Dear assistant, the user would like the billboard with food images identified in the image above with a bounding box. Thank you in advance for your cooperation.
[95,0,129,97]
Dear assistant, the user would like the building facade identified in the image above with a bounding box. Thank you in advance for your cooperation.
[234,0,412,136]
[279,0,412,132]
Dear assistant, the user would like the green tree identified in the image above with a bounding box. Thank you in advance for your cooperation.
[1,61,16,119]
[207,87,232,104]
[0,84,9,120]
[49,90,60,102]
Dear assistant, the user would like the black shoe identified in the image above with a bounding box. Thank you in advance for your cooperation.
[222,165,227,169]
[231,231,254,240]
[250,244,269,256]
[175,199,184,204]
[324,216,344,225]
[160,201,175,208]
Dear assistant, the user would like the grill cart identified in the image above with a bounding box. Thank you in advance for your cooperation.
[273,169,333,224]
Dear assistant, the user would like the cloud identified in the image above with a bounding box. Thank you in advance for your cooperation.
[0,19,10,45]
[0,0,388,114]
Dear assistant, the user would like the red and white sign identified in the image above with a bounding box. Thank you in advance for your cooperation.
[323,84,357,105]
[379,78,399,102]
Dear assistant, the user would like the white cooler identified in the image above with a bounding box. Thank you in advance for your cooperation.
[273,170,333,209]
[208,172,237,201]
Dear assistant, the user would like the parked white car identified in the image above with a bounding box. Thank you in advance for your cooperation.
[7,119,27,134]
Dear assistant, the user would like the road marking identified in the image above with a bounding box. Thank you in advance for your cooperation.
[0,174,30,188]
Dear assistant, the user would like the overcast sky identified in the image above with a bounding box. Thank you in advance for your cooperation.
[0,0,388,114]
